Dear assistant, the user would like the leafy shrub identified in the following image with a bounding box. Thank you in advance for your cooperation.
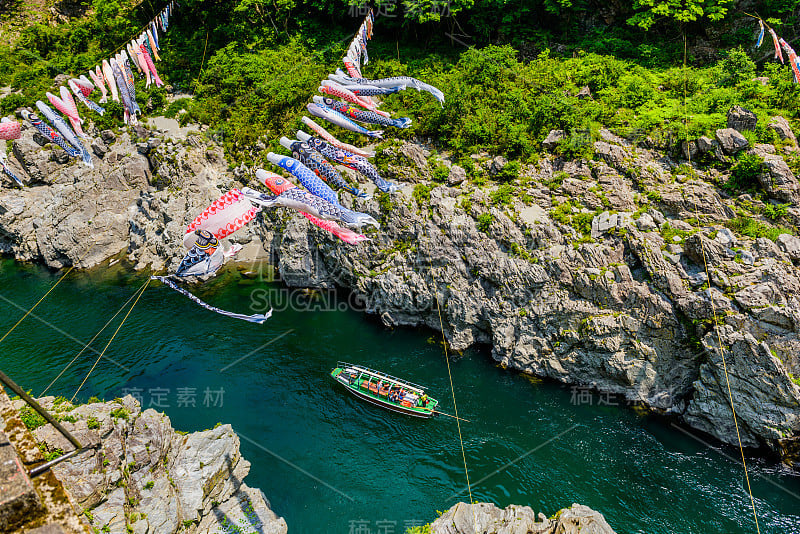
[725,153,763,192]
[20,406,47,430]
[763,203,789,220]
[718,47,756,87]
[725,216,793,241]
[412,184,432,205]
[495,160,520,182]
[490,184,514,205]
[476,212,494,233]
[0,93,26,114]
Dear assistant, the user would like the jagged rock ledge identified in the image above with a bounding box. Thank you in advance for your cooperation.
[429,502,616,534]
[1,107,800,470]
[20,395,287,534]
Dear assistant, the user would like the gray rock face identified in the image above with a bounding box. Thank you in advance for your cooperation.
[543,130,566,151]
[2,118,800,471]
[431,502,616,534]
[727,105,758,132]
[30,396,288,534]
[759,154,800,205]
[769,116,797,146]
[685,327,800,449]
[715,128,749,154]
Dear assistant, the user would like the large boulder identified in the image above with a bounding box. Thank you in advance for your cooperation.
[768,116,797,146]
[727,105,758,132]
[431,502,616,534]
[543,129,567,151]
[758,154,800,205]
[715,128,749,155]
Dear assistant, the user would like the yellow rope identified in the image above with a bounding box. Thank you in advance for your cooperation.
[423,224,477,532]
[683,33,761,533]
[71,278,150,403]
[193,30,210,95]
[0,264,75,346]
[40,276,151,397]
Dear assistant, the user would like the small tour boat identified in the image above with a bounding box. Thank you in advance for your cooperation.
[330,362,439,418]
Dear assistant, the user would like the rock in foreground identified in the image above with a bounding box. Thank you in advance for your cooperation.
[26,395,287,534]
[431,502,616,534]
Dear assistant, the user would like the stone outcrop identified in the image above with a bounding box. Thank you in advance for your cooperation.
[2,107,800,470]
[727,105,758,132]
[23,395,287,534]
[431,502,616,534]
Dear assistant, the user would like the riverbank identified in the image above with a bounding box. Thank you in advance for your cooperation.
[5,391,288,534]
[1,104,798,469]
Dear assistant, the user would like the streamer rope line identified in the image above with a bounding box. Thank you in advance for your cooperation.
[40,277,151,397]
[421,217,477,533]
[193,30,210,95]
[71,278,151,403]
[682,32,761,533]
[0,265,76,346]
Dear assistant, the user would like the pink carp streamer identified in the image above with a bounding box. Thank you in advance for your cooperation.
[301,116,374,158]
[319,80,389,117]
[0,120,21,140]
[102,60,120,102]
[140,43,164,87]
[257,170,369,245]
[90,67,109,103]
[47,86,85,137]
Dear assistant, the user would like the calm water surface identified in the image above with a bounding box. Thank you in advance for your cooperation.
[0,259,799,533]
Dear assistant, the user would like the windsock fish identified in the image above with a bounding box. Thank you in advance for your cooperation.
[241,186,377,230]
[111,58,135,124]
[313,96,411,129]
[297,130,399,193]
[21,109,80,158]
[319,80,389,117]
[146,29,160,61]
[0,119,21,141]
[90,67,109,103]
[266,152,341,207]
[779,39,800,82]
[69,79,104,115]
[151,21,160,50]
[301,116,374,158]
[0,151,22,187]
[256,170,368,244]
[46,87,85,137]
[140,43,164,87]
[279,137,368,199]
[118,52,142,116]
[135,42,153,87]
[35,101,92,167]
[771,29,784,64]
[102,60,120,102]
[756,19,765,49]
[336,83,401,98]
[330,68,444,104]
[307,102,382,139]
[127,41,143,73]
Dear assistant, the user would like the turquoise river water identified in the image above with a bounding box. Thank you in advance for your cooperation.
[0,259,799,533]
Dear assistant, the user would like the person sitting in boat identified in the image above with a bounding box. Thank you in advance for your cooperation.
[389,389,398,402]
[420,394,429,407]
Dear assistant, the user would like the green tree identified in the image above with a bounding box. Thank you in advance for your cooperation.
[627,0,733,30]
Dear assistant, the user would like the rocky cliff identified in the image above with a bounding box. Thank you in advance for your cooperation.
[19,394,287,534]
[430,502,616,534]
[1,104,799,469]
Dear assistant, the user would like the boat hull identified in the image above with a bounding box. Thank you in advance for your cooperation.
[336,380,433,419]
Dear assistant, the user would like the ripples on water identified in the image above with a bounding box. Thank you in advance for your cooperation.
[0,260,799,533]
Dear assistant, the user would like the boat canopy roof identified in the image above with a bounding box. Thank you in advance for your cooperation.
[337,361,427,395]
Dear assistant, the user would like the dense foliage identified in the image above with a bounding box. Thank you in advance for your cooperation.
[1,0,800,165]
